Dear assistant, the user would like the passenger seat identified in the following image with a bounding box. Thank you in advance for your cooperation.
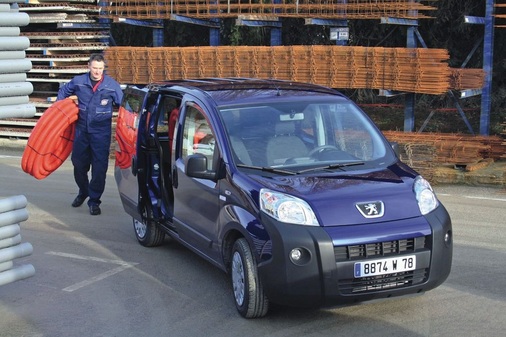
[266,122,307,166]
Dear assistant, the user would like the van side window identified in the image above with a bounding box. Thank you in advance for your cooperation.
[182,105,215,170]
[123,93,143,114]
[156,97,180,135]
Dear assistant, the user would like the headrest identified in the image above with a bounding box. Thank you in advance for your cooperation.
[274,122,295,135]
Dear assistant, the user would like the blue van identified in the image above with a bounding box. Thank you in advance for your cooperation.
[114,78,452,318]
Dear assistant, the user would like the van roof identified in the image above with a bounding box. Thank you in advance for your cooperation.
[148,77,342,96]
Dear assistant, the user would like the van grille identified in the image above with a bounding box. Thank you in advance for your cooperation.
[334,236,430,293]
[338,268,428,294]
[334,236,428,262]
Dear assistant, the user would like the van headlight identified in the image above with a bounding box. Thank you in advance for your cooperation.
[413,176,439,215]
[260,189,319,226]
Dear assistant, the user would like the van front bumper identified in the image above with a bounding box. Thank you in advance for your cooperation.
[257,205,452,308]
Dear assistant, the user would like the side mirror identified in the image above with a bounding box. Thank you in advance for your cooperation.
[185,154,217,181]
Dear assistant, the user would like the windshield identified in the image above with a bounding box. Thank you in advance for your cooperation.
[219,97,395,173]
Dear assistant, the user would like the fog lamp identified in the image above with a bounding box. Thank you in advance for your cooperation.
[290,248,302,261]
[289,247,311,266]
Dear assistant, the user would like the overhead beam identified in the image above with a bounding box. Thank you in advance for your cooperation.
[113,17,163,28]
[460,89,482,99]
[170,14,220,28]
[464,16,485,25]
[380,17,418,26]
[305,18,347,26]
[236,17,281,27]
[57,22,109,29]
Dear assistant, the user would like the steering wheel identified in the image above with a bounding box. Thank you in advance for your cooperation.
[308,145,341,157]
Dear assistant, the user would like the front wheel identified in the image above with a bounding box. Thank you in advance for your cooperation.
[133,204,165,247]
[231,238,269,318]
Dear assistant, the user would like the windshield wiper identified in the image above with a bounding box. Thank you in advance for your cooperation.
[236,164,297,175]
[296,161,365,174]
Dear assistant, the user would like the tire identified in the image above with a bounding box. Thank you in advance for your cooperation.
[133,204,165,247]
[231,238,269,318]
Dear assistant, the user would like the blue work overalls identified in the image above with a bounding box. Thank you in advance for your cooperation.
[57,73,124,207]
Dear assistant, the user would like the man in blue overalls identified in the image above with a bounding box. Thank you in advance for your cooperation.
[57,53,123,215]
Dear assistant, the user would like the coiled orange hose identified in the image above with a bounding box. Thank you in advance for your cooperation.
[114,106,138,169]
[21,98,78,180]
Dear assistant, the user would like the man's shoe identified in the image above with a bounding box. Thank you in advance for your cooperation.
[89,204,101,216]
[72,195,87,207]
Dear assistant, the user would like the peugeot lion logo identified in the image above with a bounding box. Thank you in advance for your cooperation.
[355,201,384,218]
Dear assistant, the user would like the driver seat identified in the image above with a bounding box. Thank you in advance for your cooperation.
[266,122,307,166]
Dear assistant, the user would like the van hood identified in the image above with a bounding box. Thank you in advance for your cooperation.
[249,165,422,226]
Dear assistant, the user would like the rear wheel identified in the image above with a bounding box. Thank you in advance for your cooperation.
[133,204,165,247]
[231,238,269,318]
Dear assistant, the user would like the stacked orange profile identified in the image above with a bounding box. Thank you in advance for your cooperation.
[21,98,78,179]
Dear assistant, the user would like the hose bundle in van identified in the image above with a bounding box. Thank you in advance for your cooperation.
[114,106,137,169]
[21,98,78,179]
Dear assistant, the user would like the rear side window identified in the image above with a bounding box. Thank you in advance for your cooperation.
[155,96,180,136]
[181,104,216,170]
[116,87,147,169]
[122,89,145,114]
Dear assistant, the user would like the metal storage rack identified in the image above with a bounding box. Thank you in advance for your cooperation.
[1,1,501,140]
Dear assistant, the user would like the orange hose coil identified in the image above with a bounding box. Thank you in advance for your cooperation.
[114,106,138,169]
[21,98,78,180]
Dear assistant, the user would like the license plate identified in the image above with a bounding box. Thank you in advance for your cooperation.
[354,255,416,278]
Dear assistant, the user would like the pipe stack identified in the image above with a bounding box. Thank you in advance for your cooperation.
[0,1,34,120]
[0,195,35,287]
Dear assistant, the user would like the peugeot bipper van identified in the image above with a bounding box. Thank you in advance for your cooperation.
[114,78,452,318]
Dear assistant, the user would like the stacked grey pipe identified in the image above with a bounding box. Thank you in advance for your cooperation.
[0,1,34,119]
[0,195,34,287]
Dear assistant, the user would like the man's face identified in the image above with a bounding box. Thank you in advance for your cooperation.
[88,60,105,81]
